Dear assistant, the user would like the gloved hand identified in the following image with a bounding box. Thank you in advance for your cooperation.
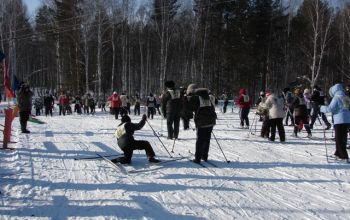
[142,114,147,121]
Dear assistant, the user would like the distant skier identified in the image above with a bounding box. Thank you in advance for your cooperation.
[34,97,43,116]
[108,92,121,119]
[44,91,55,117]
[290,88,312,138]
[146,93,156,119]
[112,114,161,164]
[237,88,251,128]
[283,87,294,126]
[119,92,129,117]
[256,91,271,138]
[134,94,141,115]
[74,95,82,114]
[310,85,331,130]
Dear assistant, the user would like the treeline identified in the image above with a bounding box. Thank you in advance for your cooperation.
[0,0,349,99]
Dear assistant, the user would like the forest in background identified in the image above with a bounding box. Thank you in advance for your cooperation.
[1,0,350,99]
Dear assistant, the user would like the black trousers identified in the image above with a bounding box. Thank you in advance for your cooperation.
[148,107,155,119]
[223,101,228,113]
[19,111,30,132]
[334,124,349,159]
[45,106,52,116]
[195,126,213,161]
[35,108,41,116]
[240,108,250,127]
[167,113,180,139]
[269,118,285,141]
[112,107,120,119]
[123,140,156,160]
[310,107,331,127]
[59,105,66,115]
[182,117,190,130]
[134,104,140,115]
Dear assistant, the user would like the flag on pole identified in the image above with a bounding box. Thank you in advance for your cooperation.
[3,61,15,98]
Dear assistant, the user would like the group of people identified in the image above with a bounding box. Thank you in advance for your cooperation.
[255,84,350,162]
[14,80,350,164]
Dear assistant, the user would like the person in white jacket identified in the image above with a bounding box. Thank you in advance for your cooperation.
[265,91,286,142]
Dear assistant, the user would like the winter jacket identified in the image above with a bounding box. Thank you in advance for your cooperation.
[187,88,216,128]
[34,98,43,109]
[238,88,251,109]
[161,88,183,116]
[120,94,128,107]
[290,95,307,117]
[16,87,33,112]
[115,117,146,149]
[320,84,350,125]
[265,94,285,119]
[108,94,121,108]
[146,96,156,107]
[59,94,69,105]
[44,95,55,107]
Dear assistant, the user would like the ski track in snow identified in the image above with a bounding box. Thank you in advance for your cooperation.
[0,106,350,219]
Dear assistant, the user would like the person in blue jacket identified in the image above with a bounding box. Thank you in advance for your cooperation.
[320,84,350,162]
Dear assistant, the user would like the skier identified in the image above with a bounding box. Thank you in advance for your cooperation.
[256,91,265,121]
[290,88,312,138]
[265,90,285,142]
[58,91,69,116]
[181,88,193,130]
[237,88,251,128]
[155,95,161,115]
[119,92,129,117]
[108,92,121,119]
[134,94,141,115]
[146,93,156,119]
[44,91,55,117]
[112,114,161,164]
[16,82,33,133]
[256,90,271,138]
[321,84,350,163]
[74,95,82,114]
[310,85,331,130]
[161,80,183,139]
[222,92,229,113]
[33,97,43,116]
[186,84,217,164]
[304,89,312,116]
[88,95,95,114]
[283,87,294,126]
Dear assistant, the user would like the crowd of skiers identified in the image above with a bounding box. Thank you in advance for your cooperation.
[13,80,350,164]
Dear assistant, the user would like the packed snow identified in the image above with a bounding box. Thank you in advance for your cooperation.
[0,104,349,219]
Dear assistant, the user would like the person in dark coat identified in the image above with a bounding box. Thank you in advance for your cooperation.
[44,91,55,117]
[181,88,193,130]
[290,88,312,137]
[161,80,183,139]
[310,85,331,130]
[186,84,217,164]
[146,93,157,119]
[16,82,33,133]
[33,97,43,116]
[112,114,160,164]
[283,87,294,126]
[74,95,82,114]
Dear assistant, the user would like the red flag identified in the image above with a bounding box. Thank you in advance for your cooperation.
[3,61,14,98]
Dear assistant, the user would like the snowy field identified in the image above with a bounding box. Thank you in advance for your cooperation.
[0,104,350,219]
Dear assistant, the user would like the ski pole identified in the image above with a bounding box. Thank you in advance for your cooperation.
[322,123,329,163]
[74,153,122,160]
[146,120,173,158]
[248,114,257,136]
[171,139,176,153]
[211,131,230,163]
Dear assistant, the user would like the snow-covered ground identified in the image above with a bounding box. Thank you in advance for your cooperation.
[0,104,349,219]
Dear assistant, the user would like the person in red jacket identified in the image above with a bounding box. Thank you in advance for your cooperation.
[238,88,251,128]
[108,92,122,119]
[58,91,70,116]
